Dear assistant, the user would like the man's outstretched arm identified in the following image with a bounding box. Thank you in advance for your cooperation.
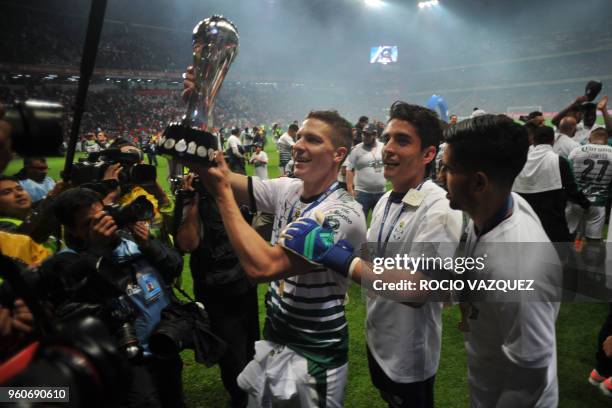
[195,153,316,283]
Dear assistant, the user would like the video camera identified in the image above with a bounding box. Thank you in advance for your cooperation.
[2,100,65,157]
[70,148,157,186]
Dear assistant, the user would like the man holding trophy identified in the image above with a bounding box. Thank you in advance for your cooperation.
[190,109,367,407]
[163,15,366,407]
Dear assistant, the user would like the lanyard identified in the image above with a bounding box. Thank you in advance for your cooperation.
[376,181,425,256]
[466,194,514,257]
[287,181,340,223]
[476,194,514,239]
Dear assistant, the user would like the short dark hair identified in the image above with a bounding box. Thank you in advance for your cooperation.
[23,157,46,167]
[388,101,442,151]
[53,188,102,227]
[527,111,543,119]
[534,126,555,145]
[0,175,18,184]
[306,110,353,152]
[110,138,137,149]
[358,116,368,124]
[444,114,528,188]
[288,124,299,132]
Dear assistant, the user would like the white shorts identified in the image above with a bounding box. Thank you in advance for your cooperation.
[565,203,606,239]
[238,340,348,408]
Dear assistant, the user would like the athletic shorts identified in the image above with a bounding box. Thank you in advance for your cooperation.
[565,203,606,239]
[237,340,348,408]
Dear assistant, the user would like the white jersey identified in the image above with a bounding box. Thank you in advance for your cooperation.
[573,122,594,144]
[227,135,244,158]
[250,151,269,179]
[277,133,295,164]
[513,145,561,194]
[251,176,367,368]
[346,141,386,193]
[568,143,612,206]
[552,133,579,158]
[463,193,560,408]
[366,180,463,383]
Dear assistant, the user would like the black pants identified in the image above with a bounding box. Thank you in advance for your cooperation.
[367,346,435,408]
[200,287,260,408]
[124,353,185,408]
[596,303,612,377]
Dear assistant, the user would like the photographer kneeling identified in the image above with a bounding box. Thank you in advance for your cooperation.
[43,187,185,408]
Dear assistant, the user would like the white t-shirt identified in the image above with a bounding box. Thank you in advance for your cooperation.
[346,141,386,193]
[251,177,367,367]
[463,192,560,408]
[572,122,594,144]
[250,151,269,179]
[552,133,579,158]
[366,180,463,383]
[277,133,295,163]
[227,135,243,158]
[513,145,562,194]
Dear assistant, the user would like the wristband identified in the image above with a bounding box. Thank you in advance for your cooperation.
[347,257,360,281]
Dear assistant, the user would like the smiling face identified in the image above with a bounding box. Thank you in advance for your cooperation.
[292,118,346,186]
[382,119,436,192]
[0,179,32,218]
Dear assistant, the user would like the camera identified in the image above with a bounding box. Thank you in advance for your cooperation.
[2,100,64,157]
[170,174,207,198]
[102,296,143,360]
[149,300,226,366]
[4,316,131,408]
[70,148,157,186]
[104,195,154,229]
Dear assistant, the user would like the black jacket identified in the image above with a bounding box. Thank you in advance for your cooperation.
[189,193,253,299]
[37,237,183,308]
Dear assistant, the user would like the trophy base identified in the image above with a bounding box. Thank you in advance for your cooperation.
[157,123,219,165]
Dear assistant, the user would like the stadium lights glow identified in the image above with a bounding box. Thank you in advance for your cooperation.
[418,0,439,8]
[365,0,383,7]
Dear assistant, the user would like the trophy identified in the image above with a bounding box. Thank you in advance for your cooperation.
[158,15,239,166]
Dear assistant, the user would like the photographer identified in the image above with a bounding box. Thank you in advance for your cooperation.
[99,139,174,246]
[0,175,65,253]
[176,173,259,408]
[0,176,32,232]
[41,187,184,408]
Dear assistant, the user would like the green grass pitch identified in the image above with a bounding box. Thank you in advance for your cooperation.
[4,132,610,407]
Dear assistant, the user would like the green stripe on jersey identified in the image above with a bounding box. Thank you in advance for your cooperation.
[264,315,349,369]
[264,289,349,369]
[268,290,345,318]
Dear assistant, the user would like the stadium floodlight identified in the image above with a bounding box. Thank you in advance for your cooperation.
[418,0,439,8]
[365,0,383,7]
